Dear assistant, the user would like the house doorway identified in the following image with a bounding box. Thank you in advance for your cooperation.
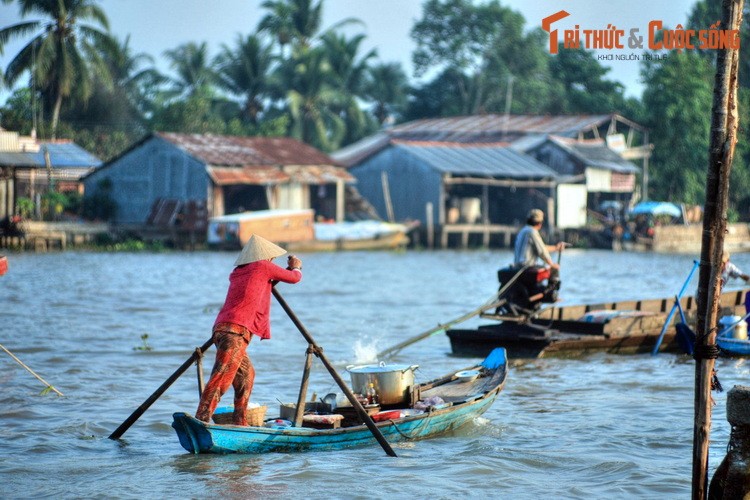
[310,183,337,221]
[223,185,269,214]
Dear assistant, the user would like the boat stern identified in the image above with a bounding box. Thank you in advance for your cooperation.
[172,412,215,453]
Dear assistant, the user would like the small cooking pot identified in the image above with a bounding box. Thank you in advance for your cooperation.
[346,362,419,406]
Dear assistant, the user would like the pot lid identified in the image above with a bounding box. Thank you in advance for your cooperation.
[346,362,418,373]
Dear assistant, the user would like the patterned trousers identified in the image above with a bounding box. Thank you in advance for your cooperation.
[195,331,255,425]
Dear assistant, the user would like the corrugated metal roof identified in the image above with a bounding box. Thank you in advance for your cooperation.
[508,134,548,152]
[394,142,558,178]
[332,114,620,167]
[392,114,612,137]
[0,152,39,166]
[157,133,339,167]
[284,165,355,184]
[207,166,290,185]
[330,132,391,168]
[549,136,639,174]
[31,141,102,168]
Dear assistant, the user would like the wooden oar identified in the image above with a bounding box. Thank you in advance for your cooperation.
[108,338,214,440]
[272,288,398,458]
[376,264,530,359]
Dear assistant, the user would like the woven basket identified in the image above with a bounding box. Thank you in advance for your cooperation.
[212,405,267,426]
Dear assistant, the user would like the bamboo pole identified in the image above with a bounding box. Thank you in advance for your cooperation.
[293,345,315,428]
[693,1,744,497]
[109,338,214,440]
[272,288,397,457]
[0,343,64,396]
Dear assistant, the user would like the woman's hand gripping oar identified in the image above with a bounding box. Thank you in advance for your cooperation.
[272,288,398,457]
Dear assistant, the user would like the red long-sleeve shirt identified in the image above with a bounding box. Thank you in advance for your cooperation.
[213,260,302,341]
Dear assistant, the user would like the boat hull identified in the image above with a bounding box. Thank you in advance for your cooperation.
[448,288,749,359]
[172,349,507,454]
[173,394,497,454]
[717,336,750,356]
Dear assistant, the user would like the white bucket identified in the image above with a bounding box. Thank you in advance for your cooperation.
[735,320,748,340]
[719,315,747,339]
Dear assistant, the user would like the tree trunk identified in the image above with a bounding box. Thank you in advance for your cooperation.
[692,0,745,498]
[51,92,63,140]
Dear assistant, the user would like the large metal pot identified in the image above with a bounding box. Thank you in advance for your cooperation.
[346,362,419,406]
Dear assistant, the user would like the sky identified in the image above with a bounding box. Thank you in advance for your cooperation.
[0,0,702,104]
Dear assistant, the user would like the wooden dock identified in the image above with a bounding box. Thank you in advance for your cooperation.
[440,223,516,249]
[1,221,110,252]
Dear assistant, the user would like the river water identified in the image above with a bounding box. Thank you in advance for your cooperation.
[2,248,750,499]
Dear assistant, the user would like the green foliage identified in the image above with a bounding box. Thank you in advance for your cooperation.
[68,128,141,162]
[0,0,113,137]
[149,96,228,134]
[133,333,153,351]
[0,87,36,134]
[549,46,628,114]
[40,191,67,221]
[641,51,714,205]
[16,197,34,218]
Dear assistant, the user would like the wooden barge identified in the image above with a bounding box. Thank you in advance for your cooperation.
[446,288,750,359]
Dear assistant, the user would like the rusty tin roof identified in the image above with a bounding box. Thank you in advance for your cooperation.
[157,133,340,167]
[207,166,291,185]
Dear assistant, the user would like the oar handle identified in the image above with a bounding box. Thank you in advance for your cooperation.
[109,337,214,440]
[272,288,397,457]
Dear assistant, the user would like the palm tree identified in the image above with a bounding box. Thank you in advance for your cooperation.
[276,46,344,151]
[162,41,217,99]
[214,34,275,124]
[364,62,408,126]
[320,30,377,145]
[258,0,323,52]
[89,35,165,119]
[0,0,112,138]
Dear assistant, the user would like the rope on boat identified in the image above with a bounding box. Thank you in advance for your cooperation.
[388,420,413,439]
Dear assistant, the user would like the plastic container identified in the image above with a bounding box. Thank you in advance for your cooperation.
[735,319,748,340]
[719,315,748,339]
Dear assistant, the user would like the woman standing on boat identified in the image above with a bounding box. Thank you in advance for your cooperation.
[195,235,302,426]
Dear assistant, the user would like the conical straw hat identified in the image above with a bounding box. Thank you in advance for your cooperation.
[234,234,287,266]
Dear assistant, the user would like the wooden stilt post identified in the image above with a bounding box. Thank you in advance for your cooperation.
[293,345,315,428]
[692,1,744,498]
[426,202,434,249]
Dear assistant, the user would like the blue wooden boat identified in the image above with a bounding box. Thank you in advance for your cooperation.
[717,336,750,356]
[172,348,508,454]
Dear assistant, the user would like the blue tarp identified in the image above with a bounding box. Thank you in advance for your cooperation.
[630,201,682,217]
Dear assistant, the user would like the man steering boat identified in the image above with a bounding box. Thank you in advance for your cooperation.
[496,209,566,317]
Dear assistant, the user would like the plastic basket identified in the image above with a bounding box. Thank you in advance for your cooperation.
[212,405,267,426]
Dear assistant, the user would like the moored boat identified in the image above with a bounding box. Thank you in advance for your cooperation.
[717,336,750,356]
[717,316,750,356]
[447,288,749,359]
[171,348,507,454]
[207,208,416,252]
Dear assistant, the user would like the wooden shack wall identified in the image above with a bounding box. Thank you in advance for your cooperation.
[350,146,442,224]
[83,136,209,224]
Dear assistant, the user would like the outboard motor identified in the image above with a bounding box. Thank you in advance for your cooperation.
[496,265,560,317]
